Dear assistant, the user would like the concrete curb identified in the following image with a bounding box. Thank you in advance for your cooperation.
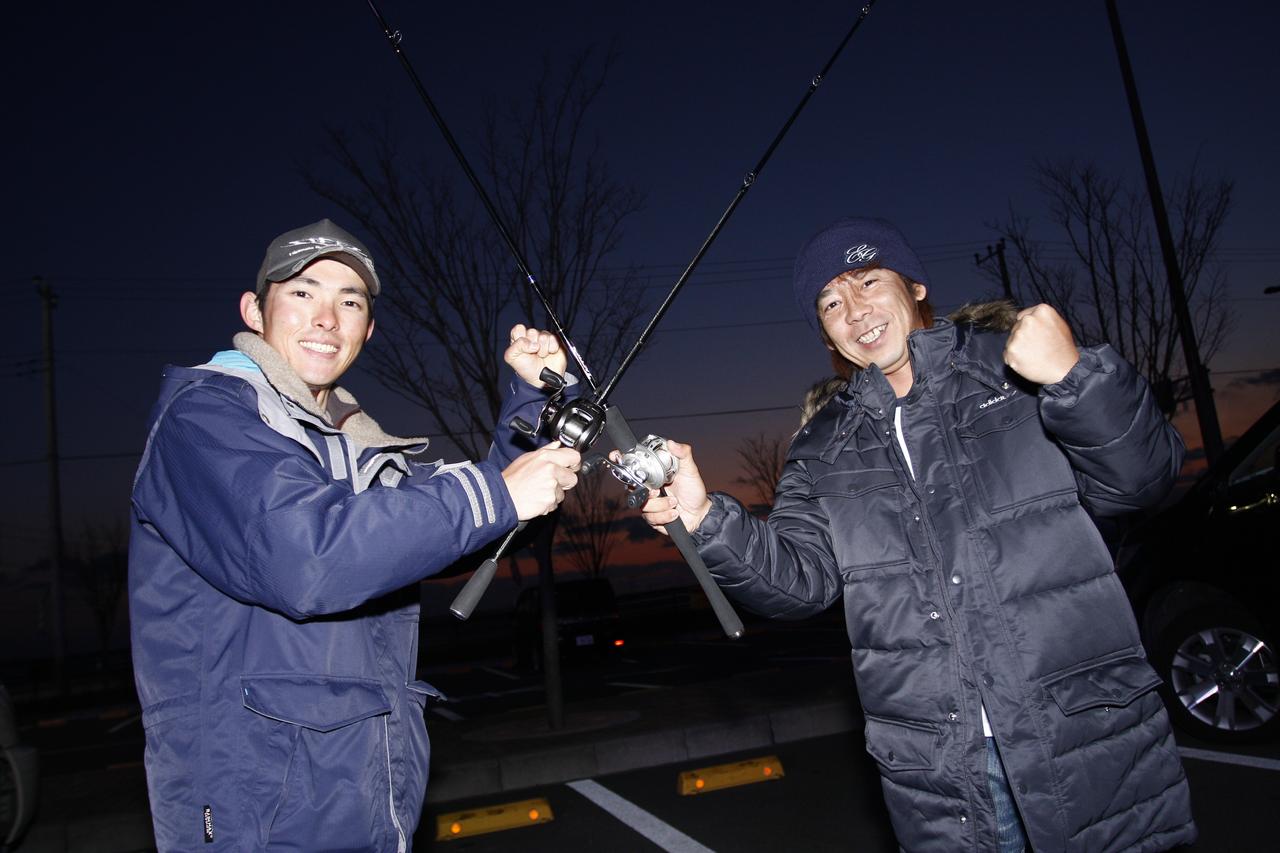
[426,698,862,803]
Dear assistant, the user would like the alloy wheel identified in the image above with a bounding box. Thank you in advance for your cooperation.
[1169,626,1280,733]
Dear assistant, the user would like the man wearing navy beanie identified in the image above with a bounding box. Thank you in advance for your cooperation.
[631,217,1196,852]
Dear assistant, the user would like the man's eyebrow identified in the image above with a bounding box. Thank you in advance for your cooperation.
[340,286,369,299]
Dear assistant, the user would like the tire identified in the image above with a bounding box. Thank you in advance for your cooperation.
[1151,607,1280,743]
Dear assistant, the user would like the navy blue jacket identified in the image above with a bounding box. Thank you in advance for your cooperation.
[129,338,546,852]
[694,321,1196,852]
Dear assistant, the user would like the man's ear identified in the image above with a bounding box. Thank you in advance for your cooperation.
[364,316,375,344]
[240,292,264,333]
[912,283,928,303]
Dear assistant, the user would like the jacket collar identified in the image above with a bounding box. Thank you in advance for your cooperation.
[838,319,959,414]
[232,331,429,449]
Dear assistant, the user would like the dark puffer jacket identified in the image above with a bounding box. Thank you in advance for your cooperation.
[693,320,1196,852]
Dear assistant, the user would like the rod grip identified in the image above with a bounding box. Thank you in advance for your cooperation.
[665,517,744,639]
[605,405,744,639]
[449,522,524,619]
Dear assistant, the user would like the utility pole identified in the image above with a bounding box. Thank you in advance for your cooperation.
[36,276,67,694]
[1105,0,1225,464]
[974,239,1013,302]
[534,516,564,730]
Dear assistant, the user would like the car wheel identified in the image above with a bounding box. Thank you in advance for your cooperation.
[1152,608,1280,743]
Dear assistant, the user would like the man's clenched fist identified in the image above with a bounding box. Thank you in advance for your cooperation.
[505,324,568,389]
[1003,304,1079,386]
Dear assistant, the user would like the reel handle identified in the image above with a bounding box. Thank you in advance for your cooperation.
[538,367,566,391]
[604,406,744,639]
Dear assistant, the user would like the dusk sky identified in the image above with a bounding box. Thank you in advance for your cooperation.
[6,2,1278,604]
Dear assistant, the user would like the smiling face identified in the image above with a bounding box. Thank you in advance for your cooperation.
[817,266,927,397]
[240,258,375,406]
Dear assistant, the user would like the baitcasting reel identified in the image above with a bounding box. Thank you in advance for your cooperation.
[585,435,678,509]
[510,367,606,450]
[511,367,677,508]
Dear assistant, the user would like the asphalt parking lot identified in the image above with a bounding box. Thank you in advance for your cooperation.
[9,615,1280,851]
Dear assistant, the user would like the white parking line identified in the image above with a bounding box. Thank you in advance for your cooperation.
[107,712,142,734]
[479,665,521,681]
[1179,746,1280,772]
[445,685,543,702]
[768,655,847,663]
[431,707,464,722]
[567,779,716,853]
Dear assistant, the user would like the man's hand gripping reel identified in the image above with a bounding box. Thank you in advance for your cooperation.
[584,435,675,510]
[450,369,744,639]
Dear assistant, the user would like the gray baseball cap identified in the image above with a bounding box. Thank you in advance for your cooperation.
[256,218,380,298]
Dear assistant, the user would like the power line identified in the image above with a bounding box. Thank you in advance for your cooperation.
[6,363,1277,468]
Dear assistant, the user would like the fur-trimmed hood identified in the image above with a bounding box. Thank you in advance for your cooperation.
[232,331,429,449]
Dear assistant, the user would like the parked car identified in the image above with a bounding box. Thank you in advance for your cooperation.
[1117,399,1280,743]
[0,682,38,851]
[513,578,625,670]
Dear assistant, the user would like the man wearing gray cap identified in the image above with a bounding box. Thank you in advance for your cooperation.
[128,218,580,851]
[634,217,1196,852]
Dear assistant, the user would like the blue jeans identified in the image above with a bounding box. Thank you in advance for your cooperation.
[986,737,1028,853]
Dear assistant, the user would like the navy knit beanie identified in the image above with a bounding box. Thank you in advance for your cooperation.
[792,217,929,333]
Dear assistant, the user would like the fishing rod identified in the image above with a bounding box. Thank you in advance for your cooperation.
[363,0,597,391]
[366,0,879,635]
[364,0,742,636]
[597,0,879,403]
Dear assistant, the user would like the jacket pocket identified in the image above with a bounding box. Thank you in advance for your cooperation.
[956,392,1078,513]
[240,675,395,850]
[1042,652,1161,715]
[241,674,391,731]
[863,714,940,773]
[812,468,909,571]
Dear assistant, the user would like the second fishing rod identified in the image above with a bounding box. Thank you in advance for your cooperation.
[365,0,880,636]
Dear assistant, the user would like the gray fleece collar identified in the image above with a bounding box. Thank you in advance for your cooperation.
[232,331,429,449]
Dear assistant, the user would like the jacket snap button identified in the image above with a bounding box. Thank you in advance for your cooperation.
[951,574,961,585]
[948,711,959,722]
[960,815,967,824]
[888,751,896,762]
[913,515,920,523]
[930,611,941,620]
[1018,783,1028,795]
[982,673,994,687]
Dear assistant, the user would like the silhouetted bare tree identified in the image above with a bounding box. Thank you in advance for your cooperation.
[556,470,625,577]
[304,48,646,459]
[734,433,787,513]
[991,159,1233,414]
